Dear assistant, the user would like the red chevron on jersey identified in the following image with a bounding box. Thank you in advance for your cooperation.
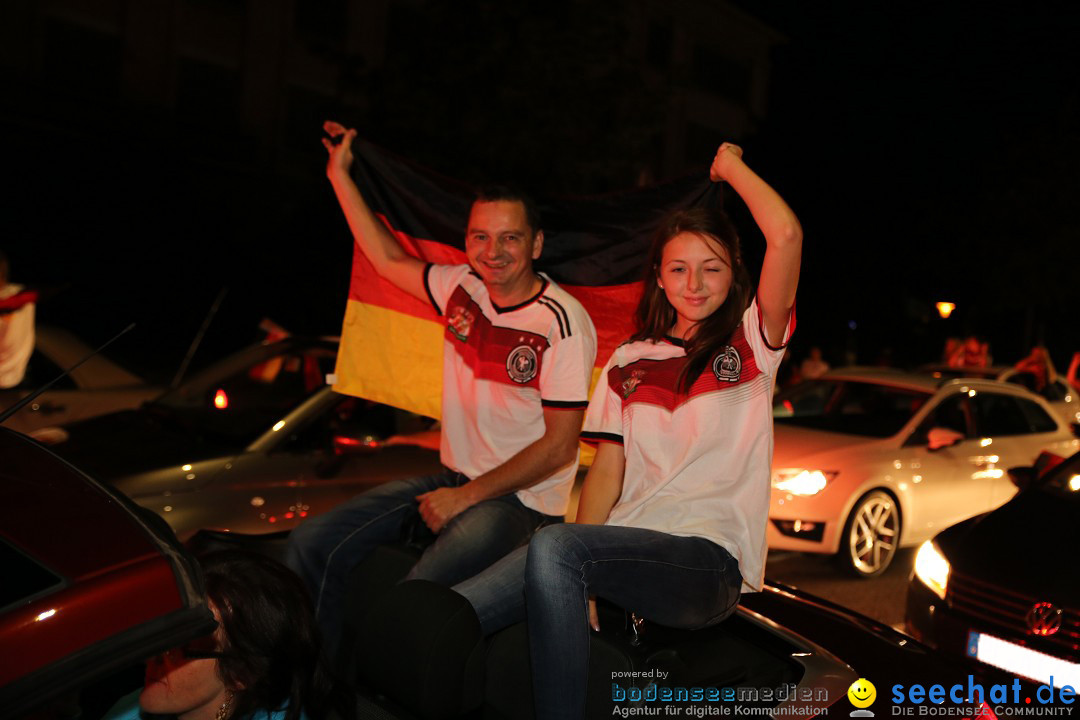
[610,324,761,412]
[443,288,550,390]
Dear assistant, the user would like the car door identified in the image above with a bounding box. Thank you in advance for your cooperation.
[970,390,1075,507]
[240,391,442,534]
[900,391,997,540]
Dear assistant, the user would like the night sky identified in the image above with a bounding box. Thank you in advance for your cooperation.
[3,1,1078,382]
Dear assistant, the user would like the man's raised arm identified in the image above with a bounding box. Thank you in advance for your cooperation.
[323,121,428,301]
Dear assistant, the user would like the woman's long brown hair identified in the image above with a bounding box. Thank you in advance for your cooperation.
[630,207,752,393]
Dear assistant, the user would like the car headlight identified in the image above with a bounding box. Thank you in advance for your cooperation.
[771,469,836,496]
[914,540,951,600]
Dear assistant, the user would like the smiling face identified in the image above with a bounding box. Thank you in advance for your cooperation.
[465,199,542,303]
[658,231,733,340]
[140,608,231,720]
[847,678,877,708]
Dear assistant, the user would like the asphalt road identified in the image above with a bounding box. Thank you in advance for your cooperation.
[764,547,918,631]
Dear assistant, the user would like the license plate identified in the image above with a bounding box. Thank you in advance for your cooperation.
[966,631,1080,689]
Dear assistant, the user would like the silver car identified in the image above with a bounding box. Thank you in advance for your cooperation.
[48,336,441,540]
[768,367,1080,577]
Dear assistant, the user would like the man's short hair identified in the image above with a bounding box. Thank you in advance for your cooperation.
[472,185,542,236]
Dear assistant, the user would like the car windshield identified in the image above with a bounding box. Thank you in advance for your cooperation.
[1038,453,1080,501]
[773,379,932,437]
[149,343,337,445]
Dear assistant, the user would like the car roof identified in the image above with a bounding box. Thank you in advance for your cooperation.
[820,366,942,393]
[916,363,1013,380]
[821,367,1051,399]
[0,428,213,717]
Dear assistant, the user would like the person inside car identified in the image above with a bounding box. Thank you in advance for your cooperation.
[104,551,345,720]
[286,122,597,653]
[454,142,802,719]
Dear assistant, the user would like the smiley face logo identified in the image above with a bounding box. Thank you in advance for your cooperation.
[847,678,876,708]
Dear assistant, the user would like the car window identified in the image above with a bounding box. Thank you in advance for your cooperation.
[1038,452,1080,501]
[1016,397,1058,433]
[281,394,397,453]
[279,393,436,453]
[0,539,64,611]
[906,393,973,446]
[154,347,338,444]
[773,380,931,437]
[972,392,1034,436]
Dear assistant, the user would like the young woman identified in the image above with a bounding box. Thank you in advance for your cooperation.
[105,551,345,720]
[454,142,802,719]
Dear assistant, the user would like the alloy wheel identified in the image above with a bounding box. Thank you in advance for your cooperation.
[844,491,899,577]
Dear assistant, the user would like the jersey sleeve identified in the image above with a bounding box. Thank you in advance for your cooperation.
[423,264,471,316]
[580,351,624,446]
[538,303,597,409]
[744,295,795,376]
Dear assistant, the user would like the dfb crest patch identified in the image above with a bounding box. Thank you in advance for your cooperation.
[447,306,475,342]
[507,345,539,383]
[712,345,741,382]
[621,369,646,399]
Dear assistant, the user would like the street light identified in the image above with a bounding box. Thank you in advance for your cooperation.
[936,301,956,319]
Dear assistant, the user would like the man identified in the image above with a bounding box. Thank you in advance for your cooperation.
[0,250,35,389]
[287,122,597,646]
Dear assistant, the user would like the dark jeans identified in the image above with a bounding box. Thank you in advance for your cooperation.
[285,469,556,653]
[458,523,742,720]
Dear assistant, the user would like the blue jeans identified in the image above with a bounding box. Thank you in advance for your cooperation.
[285,469,556,651]
[458,524,742,720]
[453,544,530,634]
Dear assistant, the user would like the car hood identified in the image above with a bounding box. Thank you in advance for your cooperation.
[772,424,881,468]
[939,488,1080,602]
[51,407,234,481]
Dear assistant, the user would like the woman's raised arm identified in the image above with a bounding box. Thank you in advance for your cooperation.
[710,144,802,347]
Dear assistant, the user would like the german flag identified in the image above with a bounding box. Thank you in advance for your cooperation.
[333,140,721,419]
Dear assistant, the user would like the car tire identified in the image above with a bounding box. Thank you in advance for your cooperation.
[838,489,900,578]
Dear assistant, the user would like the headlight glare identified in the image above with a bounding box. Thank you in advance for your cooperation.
[772,469,835,496]
[914,540,951,600]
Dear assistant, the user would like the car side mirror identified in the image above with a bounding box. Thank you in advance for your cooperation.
[927,427,965,451]
[1008,466,1036,491]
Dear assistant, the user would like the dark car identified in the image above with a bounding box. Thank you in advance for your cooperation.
[43,336,441,540]
[906,450,1080,690]
[335,543,1044,719]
